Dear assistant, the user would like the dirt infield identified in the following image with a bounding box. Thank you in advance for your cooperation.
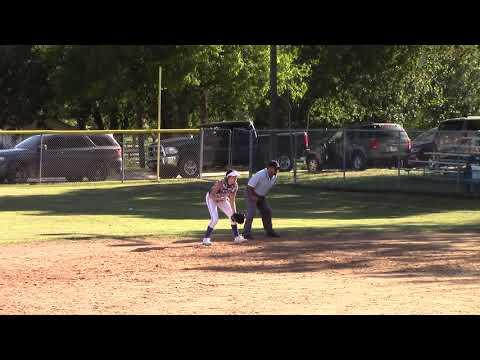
[2,231,480,314]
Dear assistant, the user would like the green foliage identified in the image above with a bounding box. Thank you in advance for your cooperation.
[3,45,480,131]
[0,45,52,129]
[303,45,480,129]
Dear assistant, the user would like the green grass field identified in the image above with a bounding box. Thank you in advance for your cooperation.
[295,168,469,195]
[1,176,480,245]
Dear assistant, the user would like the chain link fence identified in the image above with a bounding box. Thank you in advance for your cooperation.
[292,127,480,196]
[1,127,479,197]
[0,130,200,184]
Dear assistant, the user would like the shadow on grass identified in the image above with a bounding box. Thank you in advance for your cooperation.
[2,181,480,222]
[298,172,475,198]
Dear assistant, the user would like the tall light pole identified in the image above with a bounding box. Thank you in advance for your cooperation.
[156,66,162,181]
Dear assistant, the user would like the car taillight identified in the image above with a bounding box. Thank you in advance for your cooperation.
[407,139,412,151]
[304,132,309,148]
[115,148,122,157]
[369,138,379,150]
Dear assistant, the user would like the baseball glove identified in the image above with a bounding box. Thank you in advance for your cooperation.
[231,212,245,224]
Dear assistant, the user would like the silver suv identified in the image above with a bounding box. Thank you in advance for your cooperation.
[433,116,480,155]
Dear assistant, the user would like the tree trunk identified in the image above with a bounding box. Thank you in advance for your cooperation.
[177,93,191,128]
[298,99,314,129]
[269,45,280,128]
[109,110,119,129]
[178,107,189,129]
[121,105,131,129]
[92,106,105,130]
[200,89,208,124]
[77,117,87,130]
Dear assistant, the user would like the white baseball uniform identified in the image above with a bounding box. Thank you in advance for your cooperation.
[205,179,238,228]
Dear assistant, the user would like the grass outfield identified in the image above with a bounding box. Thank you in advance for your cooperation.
[295,168,469,195]
[1,178,480,245]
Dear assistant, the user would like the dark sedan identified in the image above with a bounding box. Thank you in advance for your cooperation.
[407,127,437,164]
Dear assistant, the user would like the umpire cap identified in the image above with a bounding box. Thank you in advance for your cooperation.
[268,160,280,169]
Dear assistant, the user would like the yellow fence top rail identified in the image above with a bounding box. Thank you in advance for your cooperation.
[0,129,200,135]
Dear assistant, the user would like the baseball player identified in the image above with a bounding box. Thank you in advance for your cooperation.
[202,169,247,246]
[242,160,281,240]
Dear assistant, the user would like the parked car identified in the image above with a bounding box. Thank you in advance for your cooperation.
[432,116,480,155]
[407,127,437,164]
[0,134,122,183]
[306,122,411,172]
[147,121,312,178]
[256,129,313,172]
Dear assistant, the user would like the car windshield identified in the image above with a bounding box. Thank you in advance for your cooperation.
[88,135,118,147]
[14,136,40,149]
[439,120,463,131]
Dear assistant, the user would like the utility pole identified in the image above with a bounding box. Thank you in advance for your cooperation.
[156,66,162,181]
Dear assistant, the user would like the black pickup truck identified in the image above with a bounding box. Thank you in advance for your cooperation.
[147,121,311,178]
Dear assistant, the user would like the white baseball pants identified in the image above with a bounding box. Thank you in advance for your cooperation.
[205,192,235,228]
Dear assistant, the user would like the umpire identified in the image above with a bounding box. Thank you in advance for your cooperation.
[242,160,281,240]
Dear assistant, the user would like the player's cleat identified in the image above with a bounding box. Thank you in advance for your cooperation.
[234,235,248,244]
[202,238,212,246]
[242,233,254,240]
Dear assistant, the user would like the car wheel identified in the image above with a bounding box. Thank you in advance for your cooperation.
[88,163,108,181]
[306,156,321,173]
[179,157,199,178]
[351,152,367,171]
[278,154,293,172]
[7,163,29,184]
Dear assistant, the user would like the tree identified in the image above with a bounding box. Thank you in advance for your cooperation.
[0,45,52,129]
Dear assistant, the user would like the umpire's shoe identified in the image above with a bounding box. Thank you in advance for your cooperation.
[266,231,280,238]
[243,233,254,240]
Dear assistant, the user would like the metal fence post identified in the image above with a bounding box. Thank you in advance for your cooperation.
[293,132,297,184]
[156,130,161,182]
[39,134,43,184]
[397,129,401,189]
[249,129,253,179]
[121,134,125,183]
[199,128,204,179]
[228,129,232,168]
[343,128,346,181]
[289,129,295,185]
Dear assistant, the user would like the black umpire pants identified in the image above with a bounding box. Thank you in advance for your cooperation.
[242,193,273,236]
